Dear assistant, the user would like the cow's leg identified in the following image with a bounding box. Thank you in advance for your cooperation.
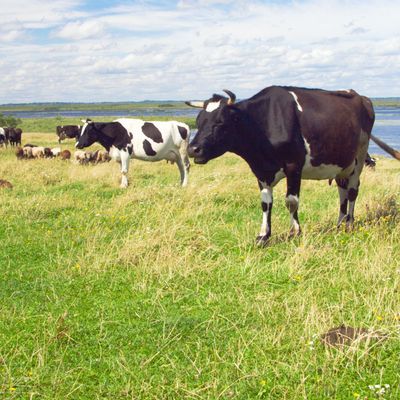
[336,178,349,227]
[336,156,366,229]
[119,149,130,188]
[285,169,302,236]
[256,182,273,246]
[175,155,189,187]
[178,140,190,186]
[346,157,365,228]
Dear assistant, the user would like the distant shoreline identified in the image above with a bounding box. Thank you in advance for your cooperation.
[0,98,399,112]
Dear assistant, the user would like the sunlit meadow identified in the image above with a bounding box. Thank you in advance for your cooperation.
[0,131,399,399]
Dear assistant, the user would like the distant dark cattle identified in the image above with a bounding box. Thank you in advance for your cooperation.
[186,86,400,245]
[8,128,22,147]
[56,125,81,143]
[75,118,190,188]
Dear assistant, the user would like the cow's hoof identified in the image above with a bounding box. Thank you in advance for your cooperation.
[289,228,302,238]
[256,235,270,247]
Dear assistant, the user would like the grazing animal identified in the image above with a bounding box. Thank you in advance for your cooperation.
[60,149,71,160]
[8,128,22,147]
[364,153,377,169]
[43,148,53,158]
[0,128,7,147]
[186,86,400,245]
[0,179,13,189]
[23,146,33,159]
[31,146,45,159]
[15,147,24,159]
[51,147,61,157]
[86,150,99,163]
[96,150,111,163]
[56,125,81,143]
[74,150,90,164]
[75,118,190,188]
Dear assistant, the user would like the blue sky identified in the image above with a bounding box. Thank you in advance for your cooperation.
[0,0,399,103]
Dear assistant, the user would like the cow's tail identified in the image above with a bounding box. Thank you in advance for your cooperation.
[370,134,400,161]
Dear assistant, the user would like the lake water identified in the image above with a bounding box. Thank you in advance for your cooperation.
[3,106,399,156]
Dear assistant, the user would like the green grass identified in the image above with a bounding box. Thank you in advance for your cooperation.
[0,133,400,399]
[19,116,196,133]
[0,101,188,112]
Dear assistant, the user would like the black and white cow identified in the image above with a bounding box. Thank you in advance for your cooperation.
[75,118,190,188]
[186,86,399,245]
[56,125,81,143]
[0,127,7,147]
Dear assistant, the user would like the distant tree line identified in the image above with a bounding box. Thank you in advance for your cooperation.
[0,113,21,128]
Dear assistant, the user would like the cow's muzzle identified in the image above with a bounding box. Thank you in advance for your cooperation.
[188,145,207,164]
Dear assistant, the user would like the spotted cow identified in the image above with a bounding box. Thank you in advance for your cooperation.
[186,86,399,245]
[0,127,7,147]
[75,118,190,188]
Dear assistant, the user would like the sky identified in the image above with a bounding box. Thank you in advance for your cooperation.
[0,0,399,103]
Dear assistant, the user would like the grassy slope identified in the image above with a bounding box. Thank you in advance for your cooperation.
[0,133,399,399]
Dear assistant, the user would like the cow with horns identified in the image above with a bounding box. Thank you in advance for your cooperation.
[186,86,400,245]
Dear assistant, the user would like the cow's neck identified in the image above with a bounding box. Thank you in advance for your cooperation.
[93,125,115,151]
[229,107,281,181]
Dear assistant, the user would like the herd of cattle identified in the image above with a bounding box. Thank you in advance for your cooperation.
[0,127,22,147]
[1,85,400,244]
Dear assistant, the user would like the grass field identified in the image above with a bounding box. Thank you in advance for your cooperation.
[0,132,400,399]
[19,116,196,133]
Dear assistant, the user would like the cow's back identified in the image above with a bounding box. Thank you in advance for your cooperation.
[291,88,372,169]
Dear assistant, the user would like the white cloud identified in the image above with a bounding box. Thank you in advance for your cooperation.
[0,29,25,43]
[56,20,107,40]
[0,0,399,103]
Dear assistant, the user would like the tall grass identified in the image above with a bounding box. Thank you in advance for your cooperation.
[0,133,399,399]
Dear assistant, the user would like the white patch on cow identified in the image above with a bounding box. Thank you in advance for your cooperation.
[205,101,221,113]
[258,184,273,237]
[120,173,128,188]
[76,122,88,147]
[301,139,342,180]
[289,91,303,112]
[109,146,121,162]
[286,194,300,233]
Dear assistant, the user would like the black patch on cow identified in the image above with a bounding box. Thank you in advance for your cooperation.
[143,139,157,156]
[127,145,133,155]
[340,200,348,215]
[178,126,188,139]
[348,188,358,202]
[336,178,348,189]
[261,202,268,212]
[142,123,163,143]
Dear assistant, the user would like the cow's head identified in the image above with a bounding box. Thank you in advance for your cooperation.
[186,89,239,164]
[75,119,96,149]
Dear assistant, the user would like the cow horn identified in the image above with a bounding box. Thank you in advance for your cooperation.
[223,89,236,105]
[185,101,205,109]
